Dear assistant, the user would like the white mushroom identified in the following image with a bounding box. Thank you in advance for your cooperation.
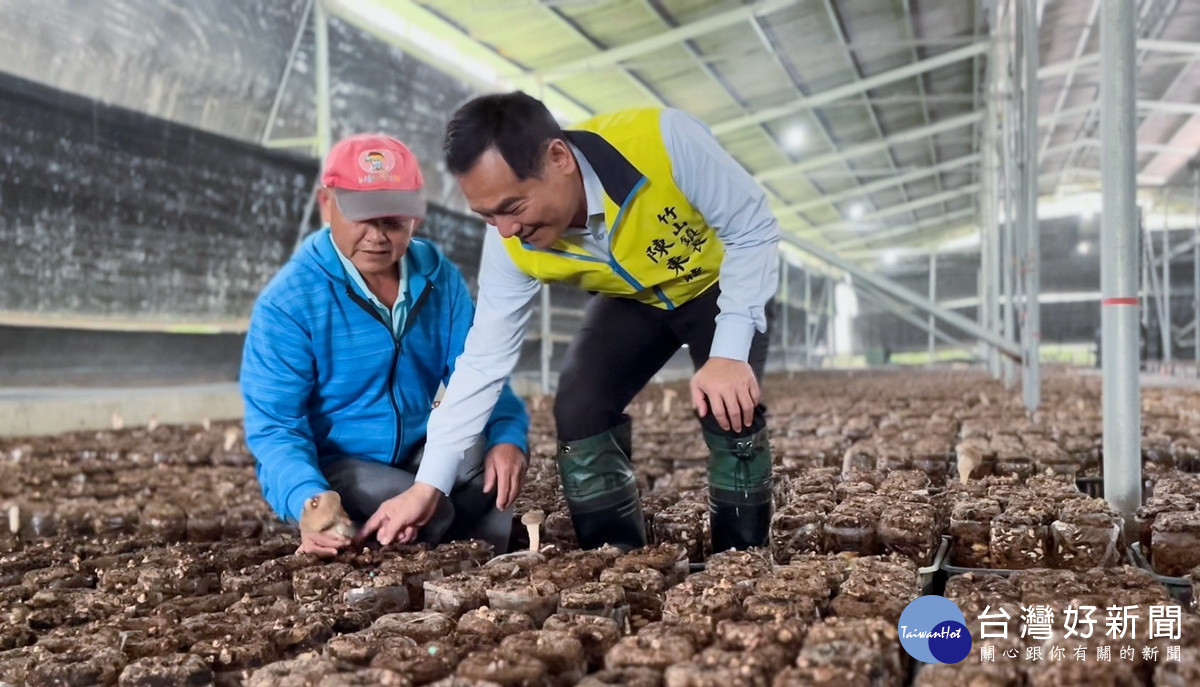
[956,442,984,484]
[223,426,241,452]
[7,504,19,535]
[521,510,546,552]
[662,388,678,415]
[147,414,159,433]
[111,411,125,430]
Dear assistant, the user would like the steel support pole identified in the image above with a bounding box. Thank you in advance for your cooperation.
[1020,0,1041,411]
[928,251,937,361]
[1100,0,1142,526]
[1001,100,1017,387]
[262,0,315,146]
[1163,191,1172,363]
[314,0,332,158]
[999,2,1018,388]
[1145,220,1170,360]
[780,256,790,371]
[1194,168,1199,367]
[540,285,552,394]
[804,269,814,368]
[782,234,1021,358]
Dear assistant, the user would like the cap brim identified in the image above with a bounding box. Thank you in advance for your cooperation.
[334,189,426,222]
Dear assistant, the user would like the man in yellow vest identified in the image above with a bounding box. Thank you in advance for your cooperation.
[357,92,780,554]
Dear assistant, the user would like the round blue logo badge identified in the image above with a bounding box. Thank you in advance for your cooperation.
[897,595,972,664]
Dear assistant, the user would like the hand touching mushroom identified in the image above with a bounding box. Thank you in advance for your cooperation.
[298,491,355,556]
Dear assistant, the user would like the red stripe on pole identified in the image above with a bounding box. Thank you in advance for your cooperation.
[1101,298,1140,306]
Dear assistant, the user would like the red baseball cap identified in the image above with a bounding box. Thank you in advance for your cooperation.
[321,133,426,221]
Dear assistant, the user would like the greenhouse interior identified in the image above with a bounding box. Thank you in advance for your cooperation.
[2,0,1200,685]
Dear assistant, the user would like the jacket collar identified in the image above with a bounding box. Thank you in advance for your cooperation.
[302,227,440,294]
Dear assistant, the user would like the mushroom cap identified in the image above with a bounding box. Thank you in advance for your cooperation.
[521,509,546,526]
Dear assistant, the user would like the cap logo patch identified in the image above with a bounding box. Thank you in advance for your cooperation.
[357,149,400,183]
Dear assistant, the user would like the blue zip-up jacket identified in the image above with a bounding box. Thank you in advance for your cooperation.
[240,228,529,522]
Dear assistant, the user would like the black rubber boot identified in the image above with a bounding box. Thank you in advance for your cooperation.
[556,417,647,551]
[705,426,773,553]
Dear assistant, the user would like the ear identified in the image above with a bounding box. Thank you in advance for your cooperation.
[545,139,577,176]
[317,187,334,224]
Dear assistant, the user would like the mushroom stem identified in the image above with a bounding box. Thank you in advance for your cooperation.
[521,509,545,552]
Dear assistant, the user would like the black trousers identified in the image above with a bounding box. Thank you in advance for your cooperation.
[554,286,770,442]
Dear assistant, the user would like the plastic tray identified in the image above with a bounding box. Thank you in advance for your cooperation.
[1075,476,1152,500]
[1128,542,1193,606]
[940,537,1018,578]
[918,535,950,596]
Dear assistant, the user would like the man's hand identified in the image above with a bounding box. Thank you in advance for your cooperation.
[483,443,527,511]
[357,483,443,546]
[690,357,760,433]
[297,491,354,557]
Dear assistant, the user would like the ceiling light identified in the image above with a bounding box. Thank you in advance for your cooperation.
[882,251,898,266]
[1077,241,1092,256]
[783,126,807,153]
[848,203,866,220]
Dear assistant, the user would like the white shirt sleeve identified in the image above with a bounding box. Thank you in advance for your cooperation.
[660,108,781,362]
[415,229,540,494]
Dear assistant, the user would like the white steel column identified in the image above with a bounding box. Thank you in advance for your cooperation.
[540,285,552,394]
[804,269,814,368]
[1194,168,1199,367]
[928,251,938,360]
[314,1,332,158]
[780,256,790,371]
[1100,0,1142,526]
[1163,192,1173,363]
[1020,0,1041,411]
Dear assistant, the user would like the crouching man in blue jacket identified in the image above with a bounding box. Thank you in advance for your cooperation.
[240,133,529,557]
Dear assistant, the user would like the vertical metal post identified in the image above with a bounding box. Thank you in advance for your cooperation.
[1163,191,1172,363]
[1193,168,1199,367]
[262,0,315,145]
[1020,0,1041,411]
[314,0,332,158]
[804,269,813,368]
[1100,0,1142,526]
[827,280,837,362]
[1001,96,1017,389]
[540,285,552,394]
[780,255,790,371]
[927,251,937,361]
[985,15,1003,378]
[1141,209,1151,331]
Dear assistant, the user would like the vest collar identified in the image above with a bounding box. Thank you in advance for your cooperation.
[564,129,646,209]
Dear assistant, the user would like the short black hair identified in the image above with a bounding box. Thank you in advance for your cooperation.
[444,91,566,180]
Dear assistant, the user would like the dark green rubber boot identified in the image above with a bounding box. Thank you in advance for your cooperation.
[705,426,773,553]
[556,418,647,551]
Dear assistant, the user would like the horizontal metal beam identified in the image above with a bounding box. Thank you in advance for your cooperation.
[1138,39,1200,56]
[780,153,980,216]
[823,184,980,240]
[1042,101,1200,130]
[856,282,981,359]
[711,42,989,136]
[836,208,979,257]
[781,233,1021,358]
[755,112,984,183]
[1037,41,1198,82]
[530,0,797,82]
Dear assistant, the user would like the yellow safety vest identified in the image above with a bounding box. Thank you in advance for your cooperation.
[503,108,724,309]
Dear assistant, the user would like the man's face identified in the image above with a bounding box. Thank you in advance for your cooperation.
[455,140,583,250]
[319,188,415,279]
